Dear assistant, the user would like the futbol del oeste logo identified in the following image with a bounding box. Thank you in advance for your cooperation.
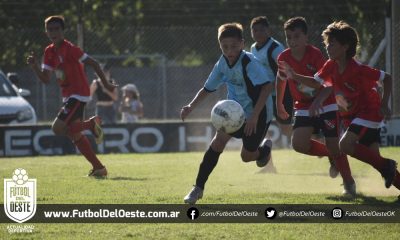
[4,168,37,223]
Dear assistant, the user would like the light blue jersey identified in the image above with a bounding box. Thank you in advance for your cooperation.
[204,50,273,123]
[250,37,285,96]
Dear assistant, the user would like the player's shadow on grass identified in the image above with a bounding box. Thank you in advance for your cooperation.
[326,194,398,204]
[108,176,149,181]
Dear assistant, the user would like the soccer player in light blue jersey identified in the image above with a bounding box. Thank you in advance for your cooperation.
[250,16,290,173]
[181,23,274,204]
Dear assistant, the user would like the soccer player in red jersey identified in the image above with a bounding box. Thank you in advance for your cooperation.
[280,20,398,195]
[27,15,116,177]
[276,17,355,196]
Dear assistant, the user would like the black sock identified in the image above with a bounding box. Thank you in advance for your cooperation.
[195,147,221,190]
[257,144,271,161]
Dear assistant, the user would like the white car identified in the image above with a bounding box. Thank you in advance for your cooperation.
[0,70,37,125]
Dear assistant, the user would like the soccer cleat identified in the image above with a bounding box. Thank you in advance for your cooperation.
[328,156,339,178]
[184,185,203,204]
[256,139,272,168]
[90,116,103,144]
[88,166,108,178]
[342,181,356,197]
[381,159,397,188]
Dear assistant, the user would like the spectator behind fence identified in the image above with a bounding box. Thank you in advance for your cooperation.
[90,63,119,124]
[119,83,143,123]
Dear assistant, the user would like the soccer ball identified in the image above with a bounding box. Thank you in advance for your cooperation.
[12,168,29,185]
[211,100,245,134]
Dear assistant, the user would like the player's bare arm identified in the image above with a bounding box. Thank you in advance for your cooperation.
[181,88,210,121]
[275,75,290,120]
[26,51,51,84]
[309,87,332,117]
[278,61,320,89]
[381,73,393,120]
[92,79,118,101]
[244,82,273,136]
[89,80,97,96]
[84,57,118,91]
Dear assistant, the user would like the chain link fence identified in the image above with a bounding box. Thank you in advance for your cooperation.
[7,21,398,122]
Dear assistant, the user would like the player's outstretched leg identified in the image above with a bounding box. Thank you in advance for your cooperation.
[69,116,103,144]
[72,134,108,178]
[183,147,221,204]
[340,133,397,188]
[68,117,107,178]
[184,132,229,204]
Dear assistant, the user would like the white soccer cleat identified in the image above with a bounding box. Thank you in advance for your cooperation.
[184,185,203,204]
[342,181,356,198]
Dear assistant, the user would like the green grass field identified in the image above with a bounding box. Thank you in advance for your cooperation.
[1,147,400,239]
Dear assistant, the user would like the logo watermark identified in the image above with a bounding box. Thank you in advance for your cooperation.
[4,168,37,223]
[6,224,35,234]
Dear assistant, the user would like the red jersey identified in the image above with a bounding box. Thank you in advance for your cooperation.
[314,58,384,128]
[277,45,336,115]
[42,39,90,102]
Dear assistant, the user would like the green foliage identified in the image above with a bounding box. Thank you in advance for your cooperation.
[0,0,391,71]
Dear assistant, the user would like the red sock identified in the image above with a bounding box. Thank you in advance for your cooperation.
[391,171,400,190]
[69,120,93,135]
[74,135,103,169]
[307,140,329,156]
[352,144,386,171]
[334,153,354,183]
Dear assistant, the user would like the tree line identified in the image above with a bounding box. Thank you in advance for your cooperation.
[0,0,389,71]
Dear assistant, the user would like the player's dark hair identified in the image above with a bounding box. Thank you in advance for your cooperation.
[45,15,65,30]
[322,21,359,59]
[284,17,308,34]
[251,16,269,29]
[218,23,243,41]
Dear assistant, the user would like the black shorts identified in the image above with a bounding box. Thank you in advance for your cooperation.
[293,111,339,138]
[57,98,86,125]
[348,124,381,147]
[272,84,293,124]
[230,109,270,152]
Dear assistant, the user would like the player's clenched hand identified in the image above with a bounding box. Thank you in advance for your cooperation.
[244,114,257,136]
[26,51,37,66]
[380,104,392,120]
[180,105,193,121]
[278,61,294,79]
[277,104,290,120]
[309,99,323,117]
[103,81,118,91]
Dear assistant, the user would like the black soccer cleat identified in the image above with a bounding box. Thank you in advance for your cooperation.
[328,156,339,178]
[381,159,397,188]
[256,139,272,168]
